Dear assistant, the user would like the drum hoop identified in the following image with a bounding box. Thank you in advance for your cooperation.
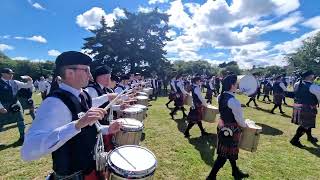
[121,124,144,131]
[123,108,143,114]
[107,145,157,178]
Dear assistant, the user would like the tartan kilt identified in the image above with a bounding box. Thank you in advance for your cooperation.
[187,105,204,123]
[291,104,317,128]
[205,89,213,99]
[18,97,34,110]
[168,91,176,101]
[273,93,284,105]
[0,101,24,126]
[174,93,184,107]
[217,119,242,160]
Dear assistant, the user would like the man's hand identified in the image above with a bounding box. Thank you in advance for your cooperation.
[107,93,118,101]
[75,107,107,130]
[108,121,122,134]
[0,108,8,114]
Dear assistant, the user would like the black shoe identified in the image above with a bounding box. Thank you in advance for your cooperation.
[270,111,275,114]
[201,131,209,136]
[18,137,24,144]
[307,137,318,143]
[183,114,187,119]
[232,169,249,179]
[170,112,174,120]
[254,104,259,108]
[165,104,169,108]
[290,139,305,148]
[284,103,288,106]
[280,111,285,114]
[206,176,216,180]
[246,103,249,107]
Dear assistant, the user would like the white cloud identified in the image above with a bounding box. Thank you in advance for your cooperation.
[0,35,10,39]
[28,0,45,10]
[27,35,47,43]
[13,35,47,43]
[149,0,169,5]
[262,12,303,33]
[138,6,153,13]
[0,44,14,51]
[76,7,126,30]
[166,29,177,38]
[302,16,320,29]
[48,49,61,57]
[271,0,300,16]
[12,56,28,60]
[167,0,193,30]
[273,29,320,54]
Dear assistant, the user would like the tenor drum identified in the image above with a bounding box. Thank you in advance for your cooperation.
[131,104,148,119]
[107,145,157,180]
[238,75,258,96]
[239,119,262,152]
[122,107,144,122]
[183,94,192,106]
[113,118,144,147]
[136,96,149,106]
[202,105,219,123]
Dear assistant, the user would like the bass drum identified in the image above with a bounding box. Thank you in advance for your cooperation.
[238,75,258,96]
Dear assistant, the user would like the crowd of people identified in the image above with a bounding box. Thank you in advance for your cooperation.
[0,50,319,179]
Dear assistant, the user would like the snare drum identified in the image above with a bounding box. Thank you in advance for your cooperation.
[202,105,219,123]
[239,119,262,152]
[183,94,192,106]
[143,88,153,96]
[113,118,144,147]
[136,96,149,106]
[122,107,144,122]
[138,92,148,97]
[107,145,157,180]
[131,104,148,119]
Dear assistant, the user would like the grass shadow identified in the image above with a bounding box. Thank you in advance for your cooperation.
[173,118,187,134]
[188,133,217,166]
[256,123,283,136]
[302,145,320,158]
[141,132,146,142]
[0,122,31,132]
[0,139,23,151]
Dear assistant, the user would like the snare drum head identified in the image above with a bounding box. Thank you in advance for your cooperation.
[239,75,258,96]
[108,145,157,178]
[123,107,143,114]
[136,95,148,100]
[116,118,143,131]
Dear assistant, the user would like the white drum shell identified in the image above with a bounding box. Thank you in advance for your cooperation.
[238,75,258,96]
[122,107,144,122]
[136,96,149,106]
[239,121,262,152]
[202,105,219,123]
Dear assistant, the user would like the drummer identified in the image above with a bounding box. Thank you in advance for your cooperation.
[184,76,209,138]
[169,73,188,119]
[262,77,272,102]
[270,75,287,114]
[0,68,33,143]
[115,74,131,94]
[205,76,214,104]
[21,51,122,179]
[207,74,249,180]
[290,70,320,147]
[165,73,177,108]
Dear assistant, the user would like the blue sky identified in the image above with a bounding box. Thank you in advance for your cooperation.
[0,0,319,69]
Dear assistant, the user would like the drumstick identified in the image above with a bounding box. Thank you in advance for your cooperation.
[115,151,137,170]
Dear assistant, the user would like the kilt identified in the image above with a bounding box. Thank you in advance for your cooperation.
[187,105,204,123]
[18,97,34,110]
[273,93,284,105]
[205,89,213,99]
[0,101,24,126]
[291,103,317,128]
[217,119,242,160]
[263,87,271,95]
[174,92,184,107]
[249,92,257,98]
[168,91,176,101]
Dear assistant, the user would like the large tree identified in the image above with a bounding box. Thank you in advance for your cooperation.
[83,9,171,76]
[287,32,320,75]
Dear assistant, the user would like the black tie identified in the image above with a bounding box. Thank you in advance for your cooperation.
[79,93,89,110]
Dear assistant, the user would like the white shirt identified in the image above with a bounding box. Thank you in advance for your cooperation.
[0,78,33,109]
[177,80,187,95]
[38,80,51,93]
[193,84,206,106]
[21,83,110,161]
[217,92,247,128]
[279,82,287,91]
[209,80,214,90]
[170,80,177,92]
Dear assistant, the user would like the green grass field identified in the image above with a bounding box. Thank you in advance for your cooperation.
[0,92,319,180]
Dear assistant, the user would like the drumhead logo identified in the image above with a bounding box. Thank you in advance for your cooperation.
[77,112,85,119]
